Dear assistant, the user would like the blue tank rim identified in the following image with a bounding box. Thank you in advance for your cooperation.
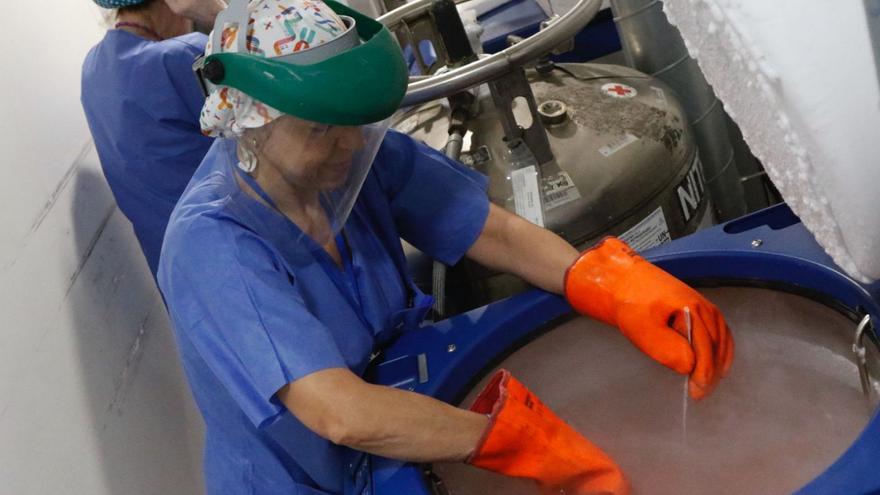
[370,204,880,495]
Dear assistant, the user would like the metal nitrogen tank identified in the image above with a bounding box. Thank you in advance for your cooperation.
[395,62,711,309]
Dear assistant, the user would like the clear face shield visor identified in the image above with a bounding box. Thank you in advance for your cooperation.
[232,115,390,246]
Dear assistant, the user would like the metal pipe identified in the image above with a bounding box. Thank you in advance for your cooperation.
[431,129,466,319]
[725,112,769,210]
[443,131,464,157]
[379,0,602,106]
[378,0,441,27]
[610,0,747,221]
[432,260,448,319]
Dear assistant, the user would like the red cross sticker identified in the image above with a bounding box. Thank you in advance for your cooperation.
[601,83,638,98]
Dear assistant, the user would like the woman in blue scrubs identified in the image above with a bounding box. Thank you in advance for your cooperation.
[159,1,734,494]
[81,0,224,277]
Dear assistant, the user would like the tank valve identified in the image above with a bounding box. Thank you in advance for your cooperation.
[538,100,568,126]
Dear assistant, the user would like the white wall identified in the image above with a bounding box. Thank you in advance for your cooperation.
[663,0,880,282]
[0,3,204,494]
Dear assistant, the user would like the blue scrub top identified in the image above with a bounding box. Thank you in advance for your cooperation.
[81,30,214,277]
[158,130,490,495]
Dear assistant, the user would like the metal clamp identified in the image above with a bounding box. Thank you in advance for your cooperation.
[423,466,450,495]
[487,67,555,165]
[852,314,874,403]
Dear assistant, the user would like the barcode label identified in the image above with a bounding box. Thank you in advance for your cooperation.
[545,190,569,203]
[543,171,582,210]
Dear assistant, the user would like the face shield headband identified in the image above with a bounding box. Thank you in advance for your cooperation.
[193,0,408,126]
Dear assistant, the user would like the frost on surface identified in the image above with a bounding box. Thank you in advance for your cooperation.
[663,0,880,282]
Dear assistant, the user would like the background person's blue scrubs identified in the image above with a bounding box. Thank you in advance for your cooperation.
[81,30,214,277]
[158,130,490,495]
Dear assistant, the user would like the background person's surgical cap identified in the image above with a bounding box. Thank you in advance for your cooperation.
[93,0,147,7]
[199,0,349,138]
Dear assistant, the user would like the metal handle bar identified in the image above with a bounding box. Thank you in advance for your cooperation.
[378,0,602,105]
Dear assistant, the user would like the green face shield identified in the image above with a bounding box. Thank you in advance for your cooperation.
[194,0,408,126]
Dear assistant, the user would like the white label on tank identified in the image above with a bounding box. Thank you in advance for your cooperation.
[543,171,582,210]
[511,166,545,227]
[651,86,668,106]
[598,133,638,157]
[619,206,672,252]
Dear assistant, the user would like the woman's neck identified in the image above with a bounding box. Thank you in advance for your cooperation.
[252,165,318,215]
[238,158,343,267]
[116,2,192,40]
[246,164,335,243]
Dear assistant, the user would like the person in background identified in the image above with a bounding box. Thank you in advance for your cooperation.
[158,1,735,494]
[81,0,225,278]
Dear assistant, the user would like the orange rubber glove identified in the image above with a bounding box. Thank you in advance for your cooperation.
[467,369,630,495]
[564,236,734,399]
